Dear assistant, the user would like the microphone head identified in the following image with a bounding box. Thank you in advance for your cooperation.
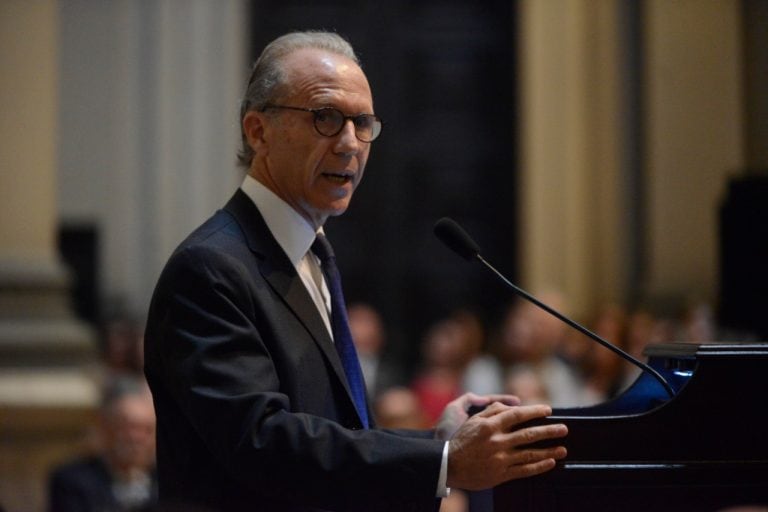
[434,217,481,261]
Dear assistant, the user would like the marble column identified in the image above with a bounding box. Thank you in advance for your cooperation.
[517,0,629,319]
[0,1,98,510]
[642,0,743,304]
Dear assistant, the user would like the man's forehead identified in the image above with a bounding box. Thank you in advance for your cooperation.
[283,47,361,79]
[281,48,373,107]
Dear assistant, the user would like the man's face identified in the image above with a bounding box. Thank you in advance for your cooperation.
[246,48,374,228]
[103,394,156,473]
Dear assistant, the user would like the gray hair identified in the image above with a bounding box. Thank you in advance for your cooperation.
[100,375,151,415]
[237,31,360,168]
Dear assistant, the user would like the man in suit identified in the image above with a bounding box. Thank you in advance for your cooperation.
[144,31,567,511]
[48,376,158,512]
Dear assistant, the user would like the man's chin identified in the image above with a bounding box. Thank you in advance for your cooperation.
[301,202,351,228]
[322,199,352,218]
[328,206,350,218]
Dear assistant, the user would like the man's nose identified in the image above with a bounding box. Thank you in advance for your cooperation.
[333,119,361,155]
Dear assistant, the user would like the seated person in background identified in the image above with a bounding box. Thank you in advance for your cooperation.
[48,376,157,512]
[503,364,549,406]
[374,386,428,430]
[347,302,405,399]
[497,295,600,407]
[453,308,500,397]
[411,316,468,424]
[101,316,145,376]
[583,303,630,400]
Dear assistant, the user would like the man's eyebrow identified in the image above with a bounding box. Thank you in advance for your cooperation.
[310,94,373,112]
[311,103,375,116]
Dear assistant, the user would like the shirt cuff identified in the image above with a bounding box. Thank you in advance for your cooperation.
[436,441,451,498]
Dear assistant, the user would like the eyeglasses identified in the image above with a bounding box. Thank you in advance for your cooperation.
[260,104,383,143]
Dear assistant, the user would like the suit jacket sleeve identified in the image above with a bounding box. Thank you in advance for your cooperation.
[145,232,444,511]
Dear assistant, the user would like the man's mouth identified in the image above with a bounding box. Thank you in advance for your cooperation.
[322,172,354,184]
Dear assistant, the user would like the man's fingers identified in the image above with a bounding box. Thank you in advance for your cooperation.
[505,458,559,480]
[473,400,513,418]
[504,423,568,447]
[468,394,521,408]
[507,445,568,466]
[462,395,521,417]
[492,404,553,429]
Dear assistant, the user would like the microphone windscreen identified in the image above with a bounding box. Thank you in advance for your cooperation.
[434,217,480,261]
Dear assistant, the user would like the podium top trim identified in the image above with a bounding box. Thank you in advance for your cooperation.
[645,341,768,359]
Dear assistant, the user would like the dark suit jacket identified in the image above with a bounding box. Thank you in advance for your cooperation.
[144,190,443,512]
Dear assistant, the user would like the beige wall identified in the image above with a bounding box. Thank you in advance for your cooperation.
[0,0,58,266]
[518,0,628,319]
[643,0,743,303]
[57,0,246,314]
[518,0,744,319]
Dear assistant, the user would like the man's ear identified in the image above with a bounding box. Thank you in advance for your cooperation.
[242,110,268,156]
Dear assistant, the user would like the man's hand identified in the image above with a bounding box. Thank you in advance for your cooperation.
[446,402,568,490]
[435,393,521,441]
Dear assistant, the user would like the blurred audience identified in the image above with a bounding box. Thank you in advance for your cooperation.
[624,309,657,360]
[503,364,549,405]
[581,303,630,400]
[380,295,737,418]
[410,316,467,424]
[496,294,600,407]
[48,375,157,512]
[373,386,428,430]
[455,309,500,396]
[618,309,658,389]
[101,316,145,376]
[347,302,405,398]
[680,300,717,343]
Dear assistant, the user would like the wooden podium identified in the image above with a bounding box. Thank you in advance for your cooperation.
[477,342,768,512]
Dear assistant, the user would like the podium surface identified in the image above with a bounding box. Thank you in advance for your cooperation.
[488,342,768,512]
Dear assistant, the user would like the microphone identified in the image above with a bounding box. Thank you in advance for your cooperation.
[433,217,675,399]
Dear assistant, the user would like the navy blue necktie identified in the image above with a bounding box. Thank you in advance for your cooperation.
[311,233,370,429]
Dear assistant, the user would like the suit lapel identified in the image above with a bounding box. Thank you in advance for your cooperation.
[222,191,355,403]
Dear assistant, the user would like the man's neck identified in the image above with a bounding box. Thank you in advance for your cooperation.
[247,167,326,230]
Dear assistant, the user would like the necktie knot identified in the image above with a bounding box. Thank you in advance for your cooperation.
[311,233,335,264]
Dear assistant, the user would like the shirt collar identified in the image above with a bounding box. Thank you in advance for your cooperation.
[240,174,320,266]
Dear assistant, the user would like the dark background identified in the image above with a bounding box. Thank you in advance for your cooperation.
[246,0,520,372]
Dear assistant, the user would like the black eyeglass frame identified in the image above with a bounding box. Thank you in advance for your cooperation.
[260,104,383,142]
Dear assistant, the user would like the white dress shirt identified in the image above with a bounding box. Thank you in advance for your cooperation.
[240,175,332,337]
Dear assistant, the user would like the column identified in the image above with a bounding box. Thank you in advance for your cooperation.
[642,0,743,304]
[517,0,628,319]
[0,1,97,510]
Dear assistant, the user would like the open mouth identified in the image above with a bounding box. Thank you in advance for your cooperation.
[322,172,354,184]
